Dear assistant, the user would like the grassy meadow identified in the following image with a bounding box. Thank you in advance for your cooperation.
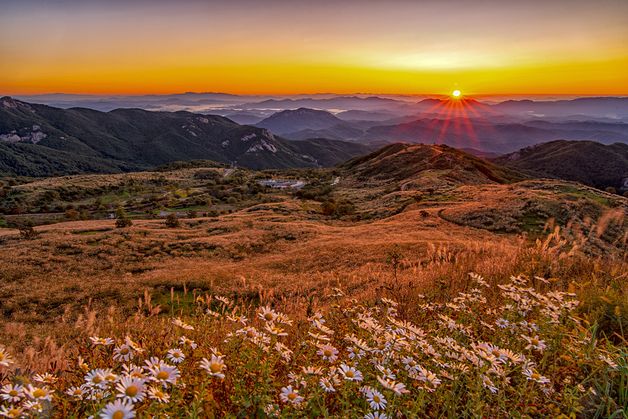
[0,164,626,418]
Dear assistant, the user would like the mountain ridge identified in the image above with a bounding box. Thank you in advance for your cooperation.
[0,97,368,176]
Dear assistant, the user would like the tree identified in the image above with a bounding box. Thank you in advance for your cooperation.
[165,213,180,228]
[18,220,38,240]
[115,207,132,228]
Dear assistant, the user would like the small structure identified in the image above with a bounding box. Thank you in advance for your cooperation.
[257,179,306,190]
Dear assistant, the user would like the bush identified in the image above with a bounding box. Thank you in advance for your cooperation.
[321,200,336,216]
[115,207,132,228]
[18,220,38,240]
[321,199,355,217]
[65,208,80,221]
[165,213,180,228]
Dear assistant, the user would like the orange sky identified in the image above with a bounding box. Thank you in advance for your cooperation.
[1,0,627,95]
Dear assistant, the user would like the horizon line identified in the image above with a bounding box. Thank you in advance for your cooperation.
[5,91,628,98]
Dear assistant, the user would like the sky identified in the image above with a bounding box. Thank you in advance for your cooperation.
[1,0,628,96]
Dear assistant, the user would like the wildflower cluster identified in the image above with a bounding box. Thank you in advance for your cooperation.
[0,274,625,417]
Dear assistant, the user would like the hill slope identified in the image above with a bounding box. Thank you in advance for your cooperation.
[343,143,523,187]
[255,108,347,135]
[0,97,367,176]
[495,140,628,190]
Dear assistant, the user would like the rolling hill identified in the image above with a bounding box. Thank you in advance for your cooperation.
[255,107,350,134]
[343,142,524,187]
[495,140,628,190]
[0,97,369,176]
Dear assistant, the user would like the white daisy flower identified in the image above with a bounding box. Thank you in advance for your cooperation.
[522,335,547,352]
[124,337,144,354]
[0,347,14,368]
[279,385,303,405]
[179,336,198,349]
[102,369,118,384]
[0,384,24,403]
[377,376,409,395]
[25,384,53,401]
[100,399,136,419]
[365,412,388,419]
[264,322,288,337]
[258,306,279,322]
[113,344,134,362]
[166,348,186,364]
[522,367,551,385]
[148,386,171,403]
[144,357,180,385]
[0,405,23,418]
[317,344,339,362]
[65,385,87,400]
[32,372,57,384]
[495,318,510,329]
[199,355,226,379]
[122,364,146,380]
[115,377,146,403]
[339,364,363,382]
[275,342,293,362]
[23,400,44,413]
[84,369,108,389]
[89,337,114,346]
[215,295,231,306]
[85,388,110,401]
[365,389,387,410]
[319,377,337,393]
[226,314,248,325]
[172,318,194,330]
[308,331,331,341]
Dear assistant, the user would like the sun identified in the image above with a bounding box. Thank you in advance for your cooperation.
[451,89,462,98]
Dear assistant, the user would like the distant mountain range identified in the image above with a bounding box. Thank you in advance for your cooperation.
[361,117,628,153]
[2,97,627,193]
[495,140,628,190]
[0,97,370,176]
[15,93,628,122]
[248,106,628,153]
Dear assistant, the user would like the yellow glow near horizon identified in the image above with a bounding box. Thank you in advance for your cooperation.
[1,1,627,95]
[452,90,462,98]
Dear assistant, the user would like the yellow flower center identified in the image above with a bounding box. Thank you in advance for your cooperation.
[531,338,539,345]
[0,353,5,361]
[373,395,381,402]
[120,347,130,355]
[93,376,102,384]
[210,362,222,373]
[492,350,501,357]
[323,349,332,357]
[531,373,540,380]
[73,389,82,395]
[264,313,274,320]
[9,390,18,396]
[157,371,170,380]
[8,409,20,418]
[32,388,46,398]
[288,392,297,400]
[346,371,354,378]
[125,385,138,397]
[113,411,125,419]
